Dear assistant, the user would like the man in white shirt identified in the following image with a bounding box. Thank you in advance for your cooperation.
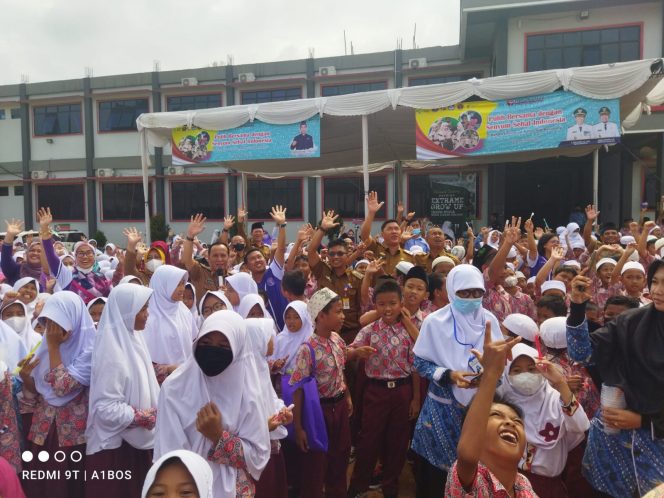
[593,106,620,138]
[566,107,595,141]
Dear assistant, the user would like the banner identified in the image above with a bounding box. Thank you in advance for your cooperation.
[172,117,320,164]
[429,173,478,225]
[416,91,620,160]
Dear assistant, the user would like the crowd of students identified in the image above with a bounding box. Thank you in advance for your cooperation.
[0,194,663,498]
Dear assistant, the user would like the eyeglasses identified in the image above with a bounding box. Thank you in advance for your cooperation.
[328,251,346,257]
[203,302,227,315]
[456,289,485,299]
[77,251,94,258]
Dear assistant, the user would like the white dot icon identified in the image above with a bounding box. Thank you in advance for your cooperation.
[21,451,33,463]
[38,451,49,462]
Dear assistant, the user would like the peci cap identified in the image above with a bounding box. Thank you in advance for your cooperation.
[250,222,264,232]
[307,288,339,323]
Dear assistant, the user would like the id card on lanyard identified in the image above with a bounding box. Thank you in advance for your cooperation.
[452,312,483,375]
[342,283,351,310]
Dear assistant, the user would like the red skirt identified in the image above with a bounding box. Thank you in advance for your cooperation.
[255,446,288,498]
[84,441,153,498]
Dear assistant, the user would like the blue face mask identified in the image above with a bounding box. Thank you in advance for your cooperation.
[412,229,421,236]
[452,297,483,314]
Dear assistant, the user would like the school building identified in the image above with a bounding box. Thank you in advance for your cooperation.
[0,0,662,242]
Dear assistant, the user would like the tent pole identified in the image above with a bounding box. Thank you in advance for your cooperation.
[141,134,151,244]
[362,114,369,217]
[593,148,599,210]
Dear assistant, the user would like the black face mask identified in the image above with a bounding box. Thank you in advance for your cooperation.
[194,345,233,377]
[233,243,246,252]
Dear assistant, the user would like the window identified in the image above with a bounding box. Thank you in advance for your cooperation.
[241,88,302,104]
[14,186,23,196]
[246,178,303,219]
[409,75,478,86]
[101,182,151,221]
[98,99,149,132]
[408,173,479,221]
[171,180,225,220]
[0,110,5,120]
[323,176,387,220]
[33,104,82,136]
[526,25,641,71]
[37,184,85,220]
[0,187,8,196]
[167,94,222,111]
[321,81,387,97]
[10,108,20,119]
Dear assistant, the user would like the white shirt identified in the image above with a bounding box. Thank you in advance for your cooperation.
[566,123,595,140]
[593,121,620,138]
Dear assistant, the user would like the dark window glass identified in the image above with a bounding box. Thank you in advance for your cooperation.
[166,94,222,111]
[98,99,149,132]
[101,182,151,220]
[171,181,225,220]
[409,74,479,86]
[526,25,641,71]
[0,187,8,196]
[321,81,387,97]
[322,176,387,220]
[37,184,85,220]
[0,110,5,120]
[10,108,20,119]
[14,186,23,196]
[241,88,301,104]
[246,178,303,219]
[34,104,82,136]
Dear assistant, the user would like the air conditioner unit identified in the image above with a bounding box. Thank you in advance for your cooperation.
[31,170,48,180]
[168,166,185,176]
[238,72,256,83]
[97,168,114,178]
[319,66,336,76]
[409,57,427,69]
[181,77,198,87]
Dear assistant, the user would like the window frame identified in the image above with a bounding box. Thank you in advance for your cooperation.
[321,174,388,221]
[97,97,150,133]
[320,80,388,97]
[245,176,304,221]
[169,177,226,222]
[524,22,643,72]
[240,87,303,105]
[35,181,86,222]
[406,169,482,221]
[408,74,481,86]
[165,92,224,112]
[98,179,153,222]
[32,102,83,137]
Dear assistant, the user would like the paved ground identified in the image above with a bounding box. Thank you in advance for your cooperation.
[347,460,417,498]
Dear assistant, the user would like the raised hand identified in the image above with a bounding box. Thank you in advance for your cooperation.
[365,257,385,276]
[187,213,207,238]
[223,215,235,231]
[570,273,593,304]
[237,207,247,224]
[470,322,521,379]
[406,211,416,221]
[585,204,599,223]
[397,201,405,215]
[37,207,53,231]
[270,205,287,225]
[524,218,534,234]
[401,225,414,241]
[551,245,565,261]
[4,218,24,241]
[123,227,142,249]
[625,241,638,256]
[366,191,384,214]
[297,223,313,242]
[319,210,340,231]
[534,358,566,386]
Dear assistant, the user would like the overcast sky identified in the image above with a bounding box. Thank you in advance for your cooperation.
[0,0,460,86]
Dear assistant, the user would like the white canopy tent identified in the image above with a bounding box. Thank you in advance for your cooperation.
[137,58,663,242]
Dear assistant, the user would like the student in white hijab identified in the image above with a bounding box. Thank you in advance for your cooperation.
[270,301,313,375]
[12,276,39,316]
[411,264,504,494]
[225,272,259,310]
[0,319,27,372]
[85,283,160,497]
[154,310,270,498]
[238,294,269,319]
[1,300,41,352]
[198,291,233,322]
[142,449,214,498]
[184,282,199,323]
[497,343,589,495]
[142,265,197,376]
[119,275,143,286]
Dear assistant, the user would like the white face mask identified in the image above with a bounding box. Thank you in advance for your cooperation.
[4,316,26,334]
[509,372,545,396]
[76,265,93,274]
[504,276,519,288]
[145,259,163,273]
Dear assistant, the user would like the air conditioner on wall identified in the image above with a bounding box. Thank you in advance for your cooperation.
[97,168,114,178]
[168,166,185,176]
[181,77,198,87]
[238,72,256,83]
[409,58,427,69]
[31,170,48,180]
[319,66,336,76]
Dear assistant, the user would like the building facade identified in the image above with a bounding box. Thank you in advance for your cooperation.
[0,0,662,242]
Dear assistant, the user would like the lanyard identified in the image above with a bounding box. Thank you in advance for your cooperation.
[451,310,480,349]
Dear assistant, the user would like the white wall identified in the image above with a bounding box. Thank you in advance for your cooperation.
[506,1,663,74]
[31,134,85,161]
[0,117,22,163]
[0,184,25,222]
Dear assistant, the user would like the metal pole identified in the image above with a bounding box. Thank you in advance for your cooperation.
[362,114,369,216]
[593,148,599,209]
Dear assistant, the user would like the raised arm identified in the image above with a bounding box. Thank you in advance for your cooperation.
[535,245,564,290]
[1,219,24,284]
[122,227,142,277]
[308,211,339,270]
[360,257,384,308]
[286,224,313,271]
[610,243,633,285]
[269,205,287,267]
[237,207,248,242]
[360,191,384,243]
[183,214,206,272]
[488,226,519,284]
[465,227,475,263]
[219,215,234,245]
[583,204,599,253]
[638,220,655,259]
[37,208,70,286]
[524,218,538,263]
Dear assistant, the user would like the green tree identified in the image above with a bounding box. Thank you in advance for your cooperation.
[150,214,170,242]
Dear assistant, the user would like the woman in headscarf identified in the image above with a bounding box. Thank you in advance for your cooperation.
[85,284,160,498]
[1,219,44,289]
[245,318,292,498]
[225,272,259,310]
[10,276,39,316]
[198,291,233,322]
[497,343,590,497]
[86,296,107,327]
[184,282,199,323]
[123,227,167,286]
[142,265,197,385]
[1,300,41,352]
[238,293,269,319]
[270,301,313,376]
[411,264,504,497]
[38,208,122,303]
[154,310,271,498]
[19,292,95,498]
[566,260,664,497]
[142,449,213,498]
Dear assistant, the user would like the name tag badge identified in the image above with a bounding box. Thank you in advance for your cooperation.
[468,355,482,374]
[342,297,350,310]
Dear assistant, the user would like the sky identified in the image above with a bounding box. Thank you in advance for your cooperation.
[0,0,460,86]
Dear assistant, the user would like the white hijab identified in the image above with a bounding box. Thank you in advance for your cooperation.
[1,300,41,352]
[225,272,258,311]
[0,319,27,373]
[143,265,196,365]
[238,294,268,319]
[271,301,313,375]
[154,311,270,498]
[142,449,213,498]
[32,292,95,407]
[245,318,288,440]
[413,264,503,406]
[185,283,199,323]
[13,277,38,315]
[119,275,142,285]
[197,291,233,317]
[86,284,160,455]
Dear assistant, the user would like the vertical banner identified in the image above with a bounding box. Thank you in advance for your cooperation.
[428,173,478,225]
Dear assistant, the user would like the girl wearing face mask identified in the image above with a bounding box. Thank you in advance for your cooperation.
[411,264,504,496]
[1,300,41,352]
[154,310,271,498]
[498,344,589,497]
[123,227,166,286]
[85,284,159,498]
